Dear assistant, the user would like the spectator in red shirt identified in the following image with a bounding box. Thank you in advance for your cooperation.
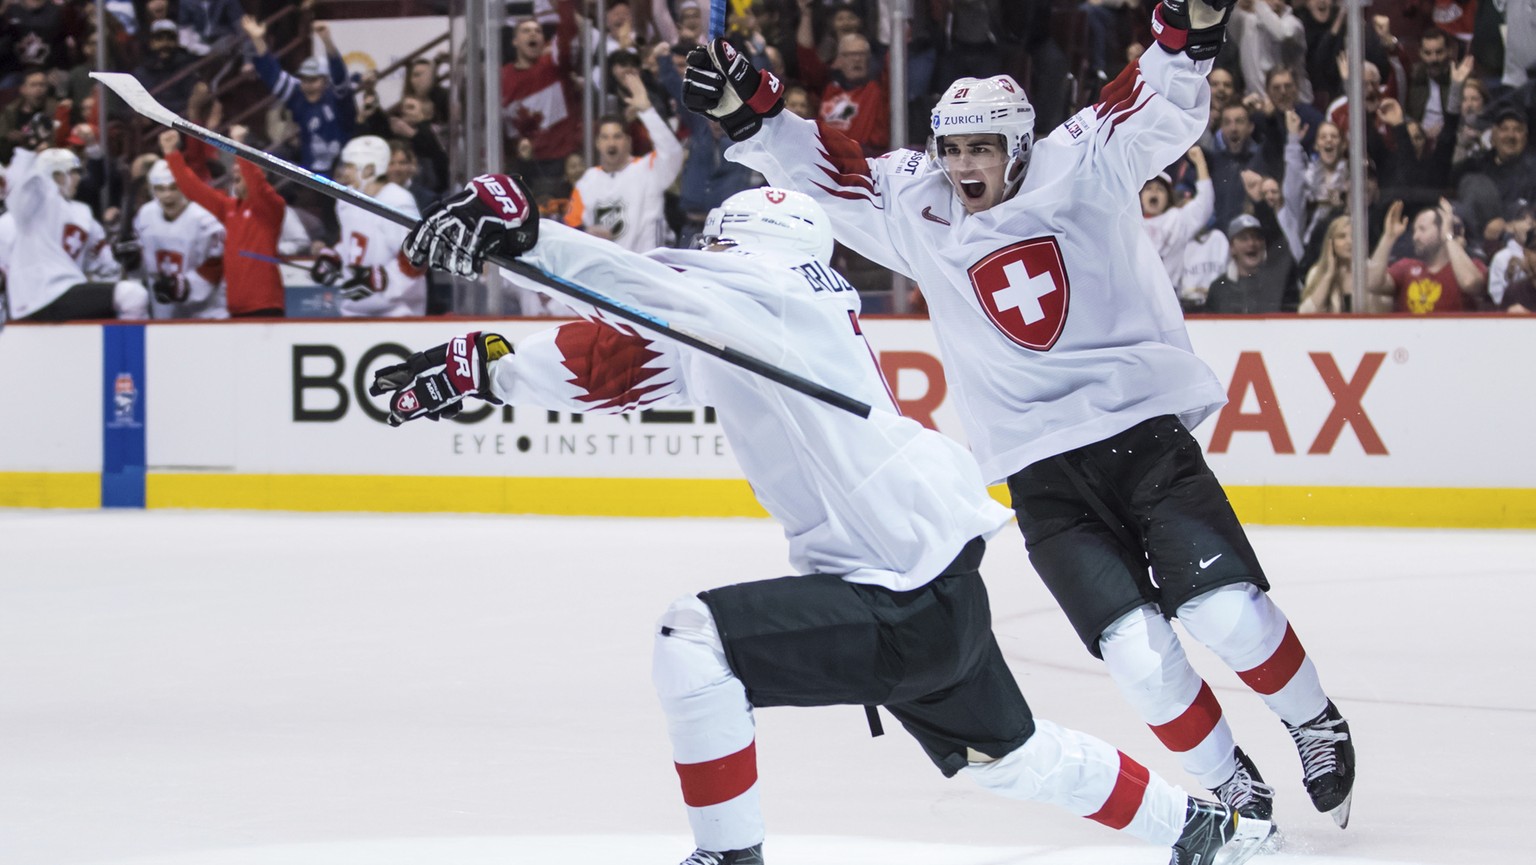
[501,3,581,187]
[160,127,286,317]
[1368,197,1489,313]
[796,26,889,158]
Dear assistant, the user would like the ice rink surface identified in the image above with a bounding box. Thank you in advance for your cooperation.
[3,510,1532,865]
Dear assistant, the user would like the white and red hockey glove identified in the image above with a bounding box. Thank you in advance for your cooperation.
[151,272,188,304]
[1153,0,1235,61]
[403,174,539,279]
[683,37,785,141]
[369,331,513,427]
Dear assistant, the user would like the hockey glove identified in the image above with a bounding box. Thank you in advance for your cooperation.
[113,237,143,273]
[369,331,513,426]
[403,174,539,279]
[338,265,388,301]
[1153,0,1235,61]
[311,247,344,286]
[683,37,784,142]
[151,272,188,304]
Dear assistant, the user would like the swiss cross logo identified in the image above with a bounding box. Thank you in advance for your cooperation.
[997,78,1015,93]
[396,390,419,413]
[347,231,369,266]
[765,189,786,204]
[968,238,1070,351]
[155,249,185,275]
[62,224,88,259]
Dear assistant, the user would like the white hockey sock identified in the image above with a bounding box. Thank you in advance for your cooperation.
[965,719,1188,847]
[652,595,762,853]
[1178,584,1329,726]
[1100,604,1237,789]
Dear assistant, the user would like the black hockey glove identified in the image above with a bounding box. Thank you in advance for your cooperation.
[338,265,388,301]
[311,247,344,286]
[151,272,188,304]
[683,37,785,142]
[1153,0,1235,61]
[403,174,540,279]
[369,331,513,426]
[113,237,143,273]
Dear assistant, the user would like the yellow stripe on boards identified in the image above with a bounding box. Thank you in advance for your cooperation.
[7,473,1536,529]
[146,473,769,518]
[0,473,101,508]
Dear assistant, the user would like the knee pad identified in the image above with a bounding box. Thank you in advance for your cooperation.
[1099,604,1187,693]
[113,280,149,319]
[1178,583,1278,663]
[652,594,732,704]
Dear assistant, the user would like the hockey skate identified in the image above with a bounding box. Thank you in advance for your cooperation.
[1286,700,1355,828]
[678,843,763,865]
[1208,747,1281,850]
[1169,798,1272,865]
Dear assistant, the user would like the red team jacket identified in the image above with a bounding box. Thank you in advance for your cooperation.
[166,150,286,315]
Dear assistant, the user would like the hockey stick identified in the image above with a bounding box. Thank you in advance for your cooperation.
[238,250,306,267]
[710,0,727,39]
[91,72,873,419]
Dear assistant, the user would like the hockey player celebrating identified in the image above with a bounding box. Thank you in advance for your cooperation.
[377,179,1271,865]
[683,0,1355,834]
[312,135,427,317]
[1,147,148,321]
[134,159,228,319]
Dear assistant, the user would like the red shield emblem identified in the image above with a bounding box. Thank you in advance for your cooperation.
[968,237,1070,351]
[765,189,786,204]
[396,390,420,413]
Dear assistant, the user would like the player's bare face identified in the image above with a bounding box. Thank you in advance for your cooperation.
[337,162,359,189]
[56,168,81,200]
[152,182,187,217]
[941,134,1009,214]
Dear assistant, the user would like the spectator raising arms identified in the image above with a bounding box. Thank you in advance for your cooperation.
[501,5,582,182]
[563,66,683,252]
[243,15,355,175]
[1368,198,1488,313]
[161,128,287,318]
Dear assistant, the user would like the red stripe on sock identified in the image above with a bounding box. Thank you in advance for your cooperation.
[675,740,757,808]
[1237,623,1306,695]
[1148,681,1223,752]
[1085,751,1152,830]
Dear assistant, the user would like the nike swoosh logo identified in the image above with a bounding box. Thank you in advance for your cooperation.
[922,206,950,225]
[1199,554,1223,569]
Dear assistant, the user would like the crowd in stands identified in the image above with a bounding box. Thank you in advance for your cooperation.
[2,0,1535,321]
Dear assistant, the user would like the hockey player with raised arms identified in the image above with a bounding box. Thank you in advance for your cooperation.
[682,0,1355,836]
[135,159,228,319]
[312,135,427,317]
[375,178,1272,865]
[1,147,148,321]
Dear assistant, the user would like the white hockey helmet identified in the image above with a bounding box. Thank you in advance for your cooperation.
[929,75,1036,196]
[701,187,834,265]
[147,159,176,188]
[340,135,391,182]
[37,147,83,177]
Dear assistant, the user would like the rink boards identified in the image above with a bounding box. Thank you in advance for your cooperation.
[1,315,1532,528]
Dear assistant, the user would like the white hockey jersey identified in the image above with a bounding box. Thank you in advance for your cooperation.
[1142,177,1214,291]
[135,199,227,319]
[1,150,118,319]
[498,221,1012,591]
[564,108,684,253]
[729,47,1229,483]
[335,182,425,317]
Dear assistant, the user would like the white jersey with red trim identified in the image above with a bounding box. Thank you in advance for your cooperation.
[335,182,425,317]
[496,221,1011,591]
[1,150,116,318]
[728,48,1229,483]
[135,199,228,319]
[565,108,684,252]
